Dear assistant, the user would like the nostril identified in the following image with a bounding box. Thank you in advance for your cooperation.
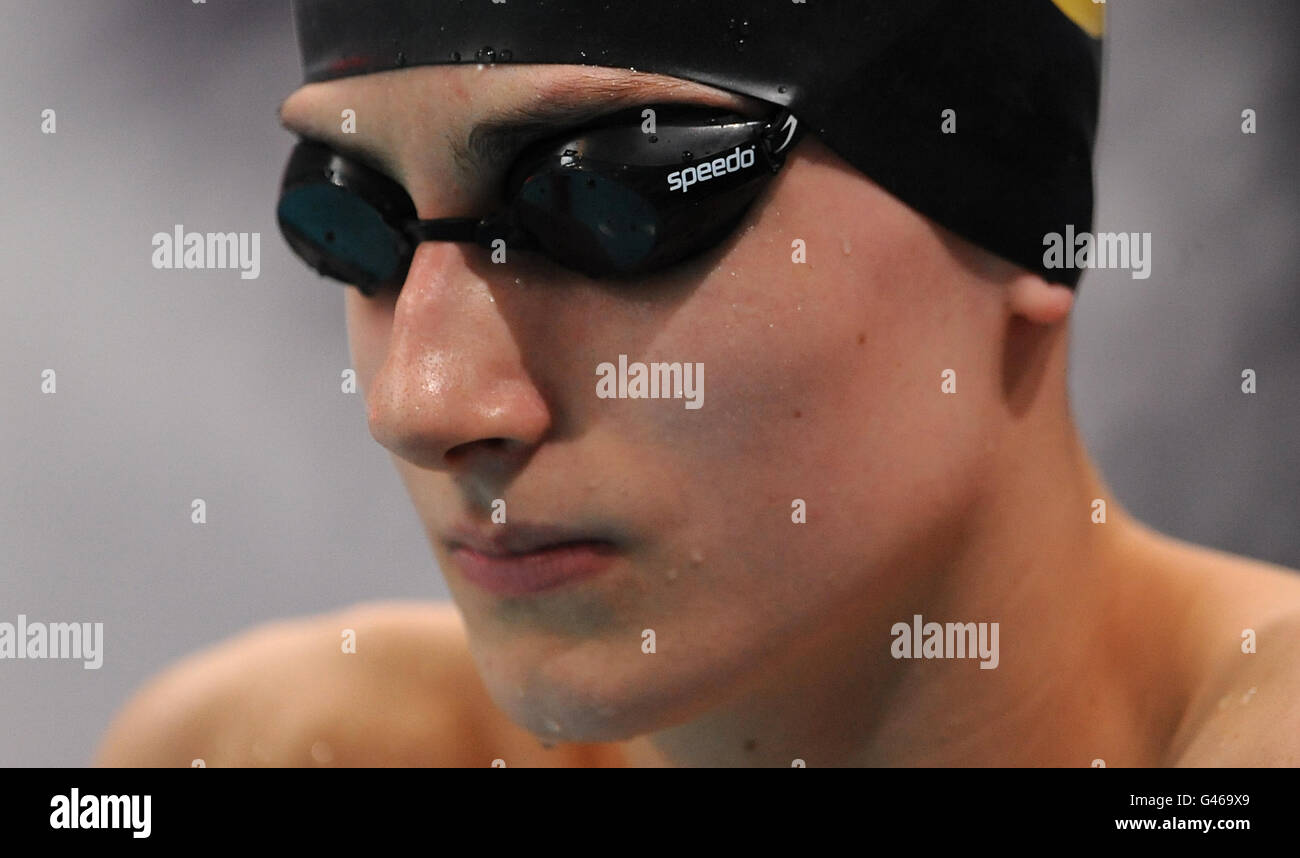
[445,437,513,464]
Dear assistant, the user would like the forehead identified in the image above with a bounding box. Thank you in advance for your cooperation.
[281,62,755,114]
[279,64,761,153]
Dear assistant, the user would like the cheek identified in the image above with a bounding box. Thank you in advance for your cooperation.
[628,160,997,582]
[635,172,928,492]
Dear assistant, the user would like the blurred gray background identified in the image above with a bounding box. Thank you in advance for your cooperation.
[1,1,1297,766]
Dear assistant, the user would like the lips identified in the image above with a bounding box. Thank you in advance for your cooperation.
[443,523,620,597]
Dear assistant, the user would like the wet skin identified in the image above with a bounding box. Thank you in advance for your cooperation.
[97,63,1300,768]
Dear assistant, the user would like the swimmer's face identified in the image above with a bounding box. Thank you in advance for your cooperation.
[279,64,1013,741]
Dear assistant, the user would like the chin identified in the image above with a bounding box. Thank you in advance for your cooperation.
[468,634,723,744]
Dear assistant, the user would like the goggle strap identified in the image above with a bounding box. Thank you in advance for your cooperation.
[404,217,480,243]
[404,215,540,254]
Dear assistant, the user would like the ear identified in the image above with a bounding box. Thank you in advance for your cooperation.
[1006,272,1074,325]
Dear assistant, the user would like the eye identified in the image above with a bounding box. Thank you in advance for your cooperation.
[278,182,409,290]
[277,139,428,296]
[514,169,661,276]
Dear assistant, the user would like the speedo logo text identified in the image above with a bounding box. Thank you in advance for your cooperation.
[667,145,757,193]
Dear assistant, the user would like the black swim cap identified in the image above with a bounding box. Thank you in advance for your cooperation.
[291,1,1104,287]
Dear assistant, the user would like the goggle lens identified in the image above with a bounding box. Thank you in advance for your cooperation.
[277,182,406,288]
[515,171,661,277]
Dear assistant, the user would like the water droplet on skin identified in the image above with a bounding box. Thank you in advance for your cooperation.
[310,740,334,764]
[842,237,852,255]
[740,19,752,35]
[689,549,704,566]
[1241,686,1257,704]
[488,295,495,303]
[543,717,563,734]
[514,277,522,285]
[476,46,496,63]
[736,39,746,52]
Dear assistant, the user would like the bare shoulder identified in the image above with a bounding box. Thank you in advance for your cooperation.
[1155,536,1300,766]
[95,601,616,767]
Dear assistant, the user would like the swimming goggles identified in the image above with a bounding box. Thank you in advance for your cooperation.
[275,102,804,294]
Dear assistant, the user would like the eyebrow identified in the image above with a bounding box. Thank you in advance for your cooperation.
[280,74,756,180]
[456,80,724,172]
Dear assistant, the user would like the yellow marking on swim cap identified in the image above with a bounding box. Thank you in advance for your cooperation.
[1051,0,1105,38]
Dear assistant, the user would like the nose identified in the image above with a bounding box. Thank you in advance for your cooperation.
[365,242,552,472]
